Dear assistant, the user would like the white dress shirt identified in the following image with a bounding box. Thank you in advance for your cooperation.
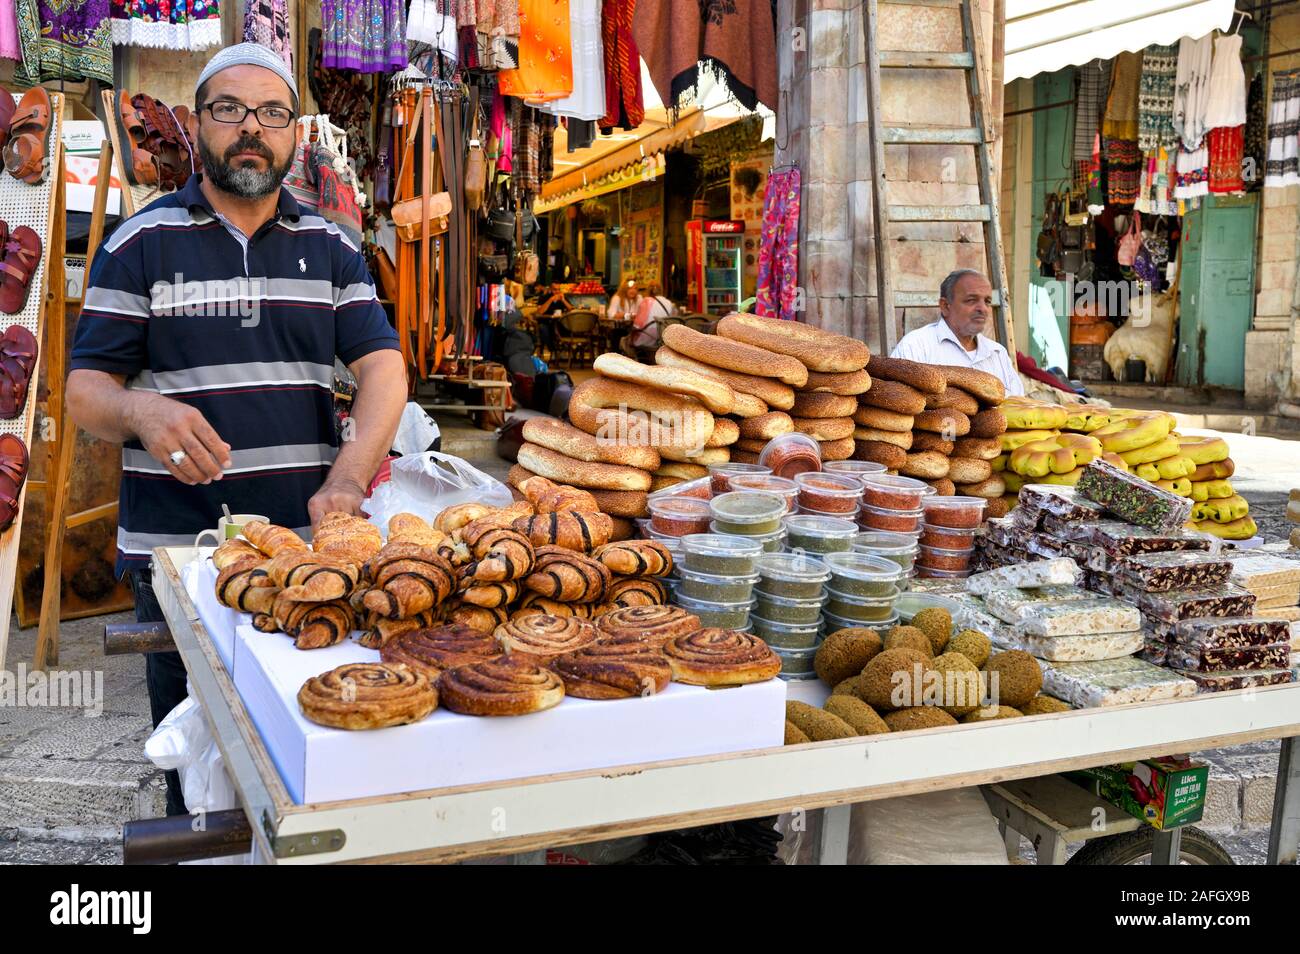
[891,320,1025,397]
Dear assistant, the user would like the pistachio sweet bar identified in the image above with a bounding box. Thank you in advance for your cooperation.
[1166,641,1291,673]
[1075,459,1195,532]
[1114,551,1232,593]
[1167,616,1292,651]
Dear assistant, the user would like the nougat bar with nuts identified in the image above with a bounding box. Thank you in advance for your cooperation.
[1083,520,1215,557]
[1117,583,1257,623]
[1167,642,1291,672]
[1115,551,1232,593]
[1174,668,1295,693]
[1017,484,1108,522]
[1075,459,1194,532]
[1167,616,1292,651]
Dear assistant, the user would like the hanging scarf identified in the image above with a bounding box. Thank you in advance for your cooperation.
[1103,50,1142,141]
[1138,44,1177,151]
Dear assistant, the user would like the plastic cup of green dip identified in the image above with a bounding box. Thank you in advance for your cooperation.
[821,608,900,636]
[752,589,825,625]
[771,643,820,676]
[821,551,908,598]
[676,567,760,603]
[755,551,831,599]
[673,592,755,630]
[782,514,859,554]
[823,584,901,622]
[709,491,786,535]
[681,533,764,576]
[852,530,921,572]
[749,615,824,649]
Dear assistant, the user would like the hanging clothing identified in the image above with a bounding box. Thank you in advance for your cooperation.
[1265,69,1300,188]
[476,0,519,70]
[243,0,291,66]
[600,0,643,130]
[1174,143,1209,200]
[537,0,605,120]
[498,0,574,103]
[1208,125,1245,193]
[110,0,221,50]
[1136,145,1177,216]
[1103,50,1142,141]
[322,0,406,72]
[23,0,113,83]
[1244,70,1266,188]
[1137,45,1177,151]
[754,168,800,322]
[0,0,22,60]
[513,105,556,198]
[633,0,777,113]
[1173,34,1213,148]
[1103,136,1142,205]
[1204,33,1247,129]
[1074,59,1112,162]
[567,117,596,151]
[491,90,514,174]
[308,27,380,179]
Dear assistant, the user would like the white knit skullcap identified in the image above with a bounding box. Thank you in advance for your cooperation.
[196,43,298,109]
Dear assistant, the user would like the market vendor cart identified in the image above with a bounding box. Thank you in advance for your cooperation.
[141,546,1300,865]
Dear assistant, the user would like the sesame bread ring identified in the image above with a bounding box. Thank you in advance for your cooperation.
[939,366,1006,406]
[792,416,856,441]
[649,475,686,493]
[984,494,1014,517]
[705,417,740,446]
[946,457,993,485]
[662,324,808,386]
[957,475,1006,499]
[729,449,762,464]
[740,411,794,440]
[858,378,926,415]
[967,407,1008,438]
[900,451,950,480]
[522,417,660,472]
[729,391,771,417]
[803,368,873,395]
[654,345,796,409]
[791,391,858,418]
[588,489,649,517]
[568,377,715,452]
[818,437,856,461]
[716,312,872,373]
[951,436,1002,460]
[852,404,914,432]
[924,477,956,496]
[655,461,709,480]
[853,427,913,449]
[924,387,979,416]
[913,408,971,437]
[517,443,652,492]
[853,440,908,470]
[911,432,955,455]
[866,355,946,395]
[659,446,731,465]
[593,352,735,415]
[735,438,769,453]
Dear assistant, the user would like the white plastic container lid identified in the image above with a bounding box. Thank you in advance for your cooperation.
[676,567,761,586]
[755,551,832,584]
[824,460,888,476]
[649,496,711,518]
[709,490,786,524]
[824,584,901,607]
[751,589,827,609]
[859,502,924,518]
[647,475,713,503]
[708,462,772,479]
[794,471,863,497]
[758,432,822,470]
[895,592,965,625]
[922,494,988,513]
[750,615,824,634]
[860,474,932,495]
[681,533,764,559]
[769,642,820,659]
[674,592,757,612]
[822,551,908,584]
[822,609,901,633]
[708,521,788,546]
[782,514,859,538]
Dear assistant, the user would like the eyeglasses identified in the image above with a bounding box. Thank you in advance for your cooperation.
[202,101,295,128]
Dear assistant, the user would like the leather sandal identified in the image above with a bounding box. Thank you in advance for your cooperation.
[117,90,158,186]
[131,94,193,191]
[0,94,15,155]
[0,323,36,419]
[0,226,42,314]
[172,105,201,175]
[3,86,51,184]
[0,433,29,533]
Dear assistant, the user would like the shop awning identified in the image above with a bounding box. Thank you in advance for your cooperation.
[1004,0,1235,81]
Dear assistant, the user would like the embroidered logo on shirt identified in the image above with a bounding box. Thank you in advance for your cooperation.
[299,258,307,272]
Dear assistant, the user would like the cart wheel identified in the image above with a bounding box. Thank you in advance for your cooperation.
[1066,827,1235,865]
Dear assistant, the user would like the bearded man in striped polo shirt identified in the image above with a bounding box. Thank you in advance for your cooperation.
[68,44,405,815]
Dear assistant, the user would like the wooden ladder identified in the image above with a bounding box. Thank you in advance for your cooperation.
[863,0,1011,353]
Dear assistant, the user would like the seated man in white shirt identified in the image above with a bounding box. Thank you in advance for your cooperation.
[890,269,1025,397]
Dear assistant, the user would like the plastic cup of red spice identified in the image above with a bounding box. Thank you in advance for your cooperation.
[727,473,799,513]
[860,474,933,510]
[921,495,987,529]
[758,432,822,479]
[823,460,888,484]
[916,544,974,572]
[648,497,713,536]
[647,475,713,503]
[707,461,772,495]
[794,471,862,514]
[917,523,978,551]
[857,503,924,533]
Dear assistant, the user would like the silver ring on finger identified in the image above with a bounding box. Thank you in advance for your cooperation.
[169,450,188,466]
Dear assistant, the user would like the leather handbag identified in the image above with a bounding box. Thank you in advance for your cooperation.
[464,88,487,211]
[392,191,453,241]
[472,361,514,430]
[514,250,539,283]
[1117,212,1142,267]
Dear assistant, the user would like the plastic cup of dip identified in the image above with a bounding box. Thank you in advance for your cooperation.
[708,461,773,495]
[857,503,924,534]
[821,551,908,598]
[681,533,764,576]
[709,491,786,535]
[755,551,831,599]
[771,643,821,677]
[921,494,987,529]
[823,460,888,484]
[852,530,921,572]
[648,496,713,536]
[676,566,760,603]
[794,471,863,515]
[917,523,979,551]
[821,608,900,635]
[916,545,974,573]
[758,432,823,480]
[749,616,825,649]
[726,473,800,513]
[782,514,859,554]
[751,590,826,625]
[647,475,713,503]
[860,474,934,511]
[673,592,755,630]
[823,585,901,622]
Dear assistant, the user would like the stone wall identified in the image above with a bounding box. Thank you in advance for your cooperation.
[777,0,997,351]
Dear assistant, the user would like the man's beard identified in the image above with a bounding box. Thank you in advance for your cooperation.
[199,134,293,199]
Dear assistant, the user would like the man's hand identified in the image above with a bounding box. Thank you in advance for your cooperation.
[127,392,232,485]
[308,476,367,528]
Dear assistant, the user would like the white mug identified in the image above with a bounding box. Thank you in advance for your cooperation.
[193,513,269,552]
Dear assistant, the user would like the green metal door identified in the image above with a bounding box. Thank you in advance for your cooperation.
[1176,194,1258,390]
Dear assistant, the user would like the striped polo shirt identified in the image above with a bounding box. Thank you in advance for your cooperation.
[71,175,398,574]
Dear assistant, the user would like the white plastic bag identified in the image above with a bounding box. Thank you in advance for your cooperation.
[391,402,440,456]
[363,450,513,530]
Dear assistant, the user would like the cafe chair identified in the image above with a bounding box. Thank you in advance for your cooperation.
[555,309,600,369]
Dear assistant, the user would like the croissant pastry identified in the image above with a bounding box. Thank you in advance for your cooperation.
[462,525,535,582]
[443,601,509,633]
[523,545,611,603]
[606,576,667,608]
[256,550,359,601]
[242,520,309,558]
[313,512,383,566]
[512,511,613,552]
[362,543,456,619]
[358,610,436,650]
[434,502,493,534]
[591,540,673,577]
[458,574,520,608]
[460,501,536,538]
[514,593,602,619]
[254,593,356,650]
[215,559,278,614]
[437,534,473,566]
[387,512,446,549]
[213,538,264,569]
[517,475,600,514]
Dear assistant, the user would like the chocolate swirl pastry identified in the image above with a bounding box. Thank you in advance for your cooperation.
[362,543,456,619]
[597,605,702,647]
[298,662,439,730]
[523,545,611,603]
[461,524,535,582]
[437,654,566,716]
[380,624,502,678]
[662,628,781,686]
[495,613,600,659]
[259,550,359,601]
[550,639,673,699]
[606,576,667,608]
[591,540,673,577]
[512,510,614,552]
